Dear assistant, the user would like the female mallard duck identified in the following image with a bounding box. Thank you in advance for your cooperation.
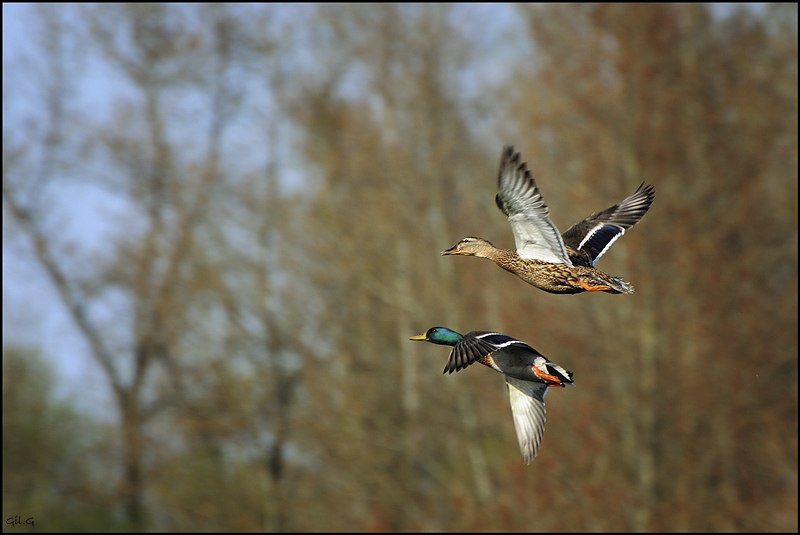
[442,145,655,294]
[410,326,573,463]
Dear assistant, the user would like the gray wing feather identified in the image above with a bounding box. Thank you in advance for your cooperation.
[495,146,572,266]
[505,376,549,464]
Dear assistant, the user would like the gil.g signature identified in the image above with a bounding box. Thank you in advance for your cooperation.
[6,516,34,528]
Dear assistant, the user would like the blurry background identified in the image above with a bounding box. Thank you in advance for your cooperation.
[3,3,797,532]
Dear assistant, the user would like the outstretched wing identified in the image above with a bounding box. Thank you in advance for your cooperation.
[495,146,572,266]
[561,183,655,265]
[505,376,549,464]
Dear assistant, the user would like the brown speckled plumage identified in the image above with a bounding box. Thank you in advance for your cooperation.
[442,146,655,294]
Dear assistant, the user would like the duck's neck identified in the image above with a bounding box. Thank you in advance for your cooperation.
[484,247,518,264]
[473,243,513,262]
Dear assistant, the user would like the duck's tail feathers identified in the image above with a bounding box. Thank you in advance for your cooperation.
[605,276,634,294]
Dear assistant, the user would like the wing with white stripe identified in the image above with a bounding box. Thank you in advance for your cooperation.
[444,331,531,374]
[561,183,655,265]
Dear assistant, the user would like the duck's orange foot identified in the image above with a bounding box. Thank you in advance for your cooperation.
[533,365,565,385]
[577,280,612,292]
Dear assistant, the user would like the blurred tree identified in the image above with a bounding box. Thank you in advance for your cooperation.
[4,4,307,531]
[499,2,797,531]
[275,4,529,530]
[3,346,123,531]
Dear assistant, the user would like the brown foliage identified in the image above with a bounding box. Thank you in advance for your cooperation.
[3,3,796,532]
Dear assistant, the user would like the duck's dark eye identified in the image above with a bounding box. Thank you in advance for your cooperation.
[428,327,447,338]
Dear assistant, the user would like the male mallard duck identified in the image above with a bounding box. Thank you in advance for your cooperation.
[442,145,655,294]
[410,326,573,463]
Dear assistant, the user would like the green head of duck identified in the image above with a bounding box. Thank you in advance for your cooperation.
[409,327,463,346]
